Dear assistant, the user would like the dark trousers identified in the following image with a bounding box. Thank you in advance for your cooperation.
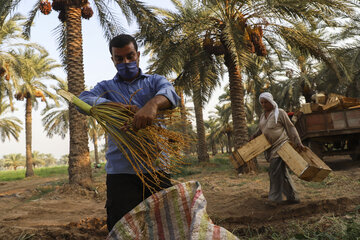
[268,157,298,202]
[106,172,172,232]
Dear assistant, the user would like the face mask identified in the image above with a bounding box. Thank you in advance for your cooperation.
[116,61,139,80]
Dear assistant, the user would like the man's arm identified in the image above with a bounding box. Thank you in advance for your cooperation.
[249,128,262,141]
[78,82,139,115]
[78,83,110,115]
[132,95,171,130]
[280,109,306,151]
[132,75,180,130]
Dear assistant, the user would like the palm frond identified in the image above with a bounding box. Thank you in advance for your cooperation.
[93,0,124,41]
[0,101,22,142]
[0,0,23,27]
[41,104,69,139]
[53,23,67,66]
[23,0,42,39]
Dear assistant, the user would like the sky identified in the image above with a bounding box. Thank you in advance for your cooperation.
[0,0,227,159]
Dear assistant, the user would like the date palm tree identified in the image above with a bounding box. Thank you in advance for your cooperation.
[174,86,188,136]
[204,117,220,156]
[2,153,25,170]
[195,0,356,172]
[309,11,360,98]
[0,101,22,142]
[11,48,60,177]
[42,80,105,167]
[3,0,161,187]
[311,46,360,98]
[0,14,25,108]
[88,116,105,167]
[138,0,223,162]
[32,150,45,168]
[213,104,233,152]
[59,154,69,165]
[41,78,69,139]
[175,57,221,162]
[43,153,57,166]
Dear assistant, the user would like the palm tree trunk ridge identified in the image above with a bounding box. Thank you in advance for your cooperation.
[25,96,34,177]
[66,6,92,187]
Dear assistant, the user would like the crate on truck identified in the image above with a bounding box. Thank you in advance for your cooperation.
[294,94,360,161]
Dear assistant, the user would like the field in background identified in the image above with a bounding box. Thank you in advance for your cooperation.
[0,154,360,239]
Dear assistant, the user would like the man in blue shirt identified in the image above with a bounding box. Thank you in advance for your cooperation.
[78,34,180,231]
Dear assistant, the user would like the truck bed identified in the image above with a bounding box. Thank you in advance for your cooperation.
[295,108,360,140]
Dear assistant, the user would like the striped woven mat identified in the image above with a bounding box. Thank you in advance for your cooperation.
[107,181,239,240]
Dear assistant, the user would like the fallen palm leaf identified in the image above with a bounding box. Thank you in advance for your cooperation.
[58,89,189,192]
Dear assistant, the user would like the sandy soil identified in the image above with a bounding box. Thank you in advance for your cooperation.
[0,155,359,239]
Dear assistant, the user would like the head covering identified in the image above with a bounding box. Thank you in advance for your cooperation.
[259,92,279,124]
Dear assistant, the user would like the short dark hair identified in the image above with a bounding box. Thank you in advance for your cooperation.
[109,34,138,54]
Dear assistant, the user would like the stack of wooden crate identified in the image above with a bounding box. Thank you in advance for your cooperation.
[300,93,360,114]
[231,134,332,182]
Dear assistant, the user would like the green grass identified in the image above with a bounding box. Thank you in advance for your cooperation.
[0,165,68,181]
[33,166,68,177]
[27,185,58,202]
[211,154,233,171]
[228,182,247,187]
[173,153,232,179]
[300,174,337,189]
[300,181,328,189]
[16,232,35,240]
[92,163,107,178]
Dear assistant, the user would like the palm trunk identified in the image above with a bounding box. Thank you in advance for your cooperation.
[93,132,99,166]
[25,96,34,177]
[66,6,92,187]
[0,81,4,106]
[104,134,108,151]
[179,90,187,134]
[226,132,232,153]
[223,49,257,173]
[192,86,209,162]
[211,142,217,156]
[254,91,262,119]
[178,90,191,155]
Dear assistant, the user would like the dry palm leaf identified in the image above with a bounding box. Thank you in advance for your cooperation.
[58,90,188,192]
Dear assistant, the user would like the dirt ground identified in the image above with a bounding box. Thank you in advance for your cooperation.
[0,155,360,239]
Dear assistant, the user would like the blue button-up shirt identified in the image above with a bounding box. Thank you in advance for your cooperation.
[79,70,180,174]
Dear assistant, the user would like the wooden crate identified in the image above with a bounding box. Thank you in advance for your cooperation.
[230,134,271,167]
[277,142,331,182]
[310,103,323,112]
[341,97,360,108]
[301,103,312,114]
[299,149,332,182]
[323,99,341,111]
[315,93,326,104]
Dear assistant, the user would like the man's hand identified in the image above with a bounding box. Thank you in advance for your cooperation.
[131,95,172,131]
[132,102,158,130]
[124,104,139,113]
[112,103,139,131]
[295,143,307,152]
